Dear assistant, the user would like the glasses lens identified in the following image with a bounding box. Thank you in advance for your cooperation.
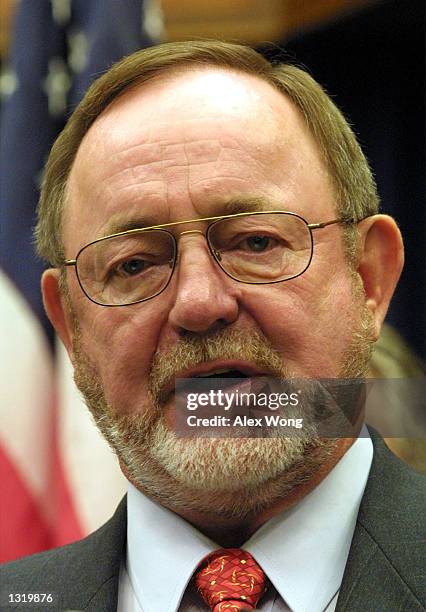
[208,213,312,283]
[76,230,175,305]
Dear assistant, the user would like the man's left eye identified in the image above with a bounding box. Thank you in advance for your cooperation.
[242,235,275,252]
[118,258,149,276]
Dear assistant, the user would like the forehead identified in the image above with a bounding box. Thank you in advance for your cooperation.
[65,67,333,250]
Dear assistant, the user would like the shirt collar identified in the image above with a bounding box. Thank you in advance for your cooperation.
[126,482,217,612]
[126,427,373,612]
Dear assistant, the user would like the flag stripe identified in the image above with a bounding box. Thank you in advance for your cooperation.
[0,447,52,562]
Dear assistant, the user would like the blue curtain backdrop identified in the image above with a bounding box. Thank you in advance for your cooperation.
[262,0,425,360]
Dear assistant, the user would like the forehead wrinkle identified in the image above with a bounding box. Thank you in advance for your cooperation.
[101,137,270,220]
[83,76,285,171]
[87,139,227,195]
[90,110,240,166]
[75,95,286,200]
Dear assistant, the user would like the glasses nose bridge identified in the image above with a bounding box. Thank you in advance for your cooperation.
[178,229,205,237]
[173,224,227,280]
[176,228,213,258]
[175,228,217,266]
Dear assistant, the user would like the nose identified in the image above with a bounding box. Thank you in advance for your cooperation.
[168,234,240,334]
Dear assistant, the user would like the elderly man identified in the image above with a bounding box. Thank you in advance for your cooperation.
[2,41,425,612]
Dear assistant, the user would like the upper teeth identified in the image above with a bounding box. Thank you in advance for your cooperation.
[197,369,232,377]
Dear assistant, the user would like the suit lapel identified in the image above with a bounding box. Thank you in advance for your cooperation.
[73,496,127,611]
[336,428,426,611]
[336,523,422,610]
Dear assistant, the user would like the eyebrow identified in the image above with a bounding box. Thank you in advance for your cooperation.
[104,215,162,236]
[102,196,278,237]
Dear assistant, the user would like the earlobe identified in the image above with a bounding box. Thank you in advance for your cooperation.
[356,214,404,339]
[41,269,76,359]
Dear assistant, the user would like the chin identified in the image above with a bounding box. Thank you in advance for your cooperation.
[149,422,317,490]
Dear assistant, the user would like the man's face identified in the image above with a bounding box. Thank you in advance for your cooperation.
[59,68,374,514]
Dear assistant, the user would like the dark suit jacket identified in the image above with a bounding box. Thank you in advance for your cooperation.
[1,429,425,611]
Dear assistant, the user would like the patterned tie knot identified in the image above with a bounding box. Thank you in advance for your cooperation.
[195,548,268,611]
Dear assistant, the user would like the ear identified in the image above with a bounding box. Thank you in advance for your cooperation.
[41,268,76,360]
[356,214,404,340]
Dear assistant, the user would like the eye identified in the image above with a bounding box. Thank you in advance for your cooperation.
[233,234,281,254]
[116,258,150,277]
[244,235,273,252]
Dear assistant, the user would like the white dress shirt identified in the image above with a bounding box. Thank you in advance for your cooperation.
[117,429,373,612]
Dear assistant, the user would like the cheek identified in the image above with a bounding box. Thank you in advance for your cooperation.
[244,271,359,376]
[76,301,167,412]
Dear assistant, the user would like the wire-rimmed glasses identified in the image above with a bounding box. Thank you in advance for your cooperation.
[62,211,355,307]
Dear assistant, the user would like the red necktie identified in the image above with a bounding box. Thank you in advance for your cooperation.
[195,548,268,611]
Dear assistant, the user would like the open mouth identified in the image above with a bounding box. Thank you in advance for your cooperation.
[175,369,252,396]
[194,369,249,379]
[160,362,272,405]
[174,369,271,404]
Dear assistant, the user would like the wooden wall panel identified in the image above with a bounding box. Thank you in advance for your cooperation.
[162,0,288,44]
[0,0,17,59]
[163,0,376,43]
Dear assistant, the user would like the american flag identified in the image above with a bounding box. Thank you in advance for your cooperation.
[0,0,162,563]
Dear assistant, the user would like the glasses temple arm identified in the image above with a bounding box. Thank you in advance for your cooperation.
[308,217,357,230]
